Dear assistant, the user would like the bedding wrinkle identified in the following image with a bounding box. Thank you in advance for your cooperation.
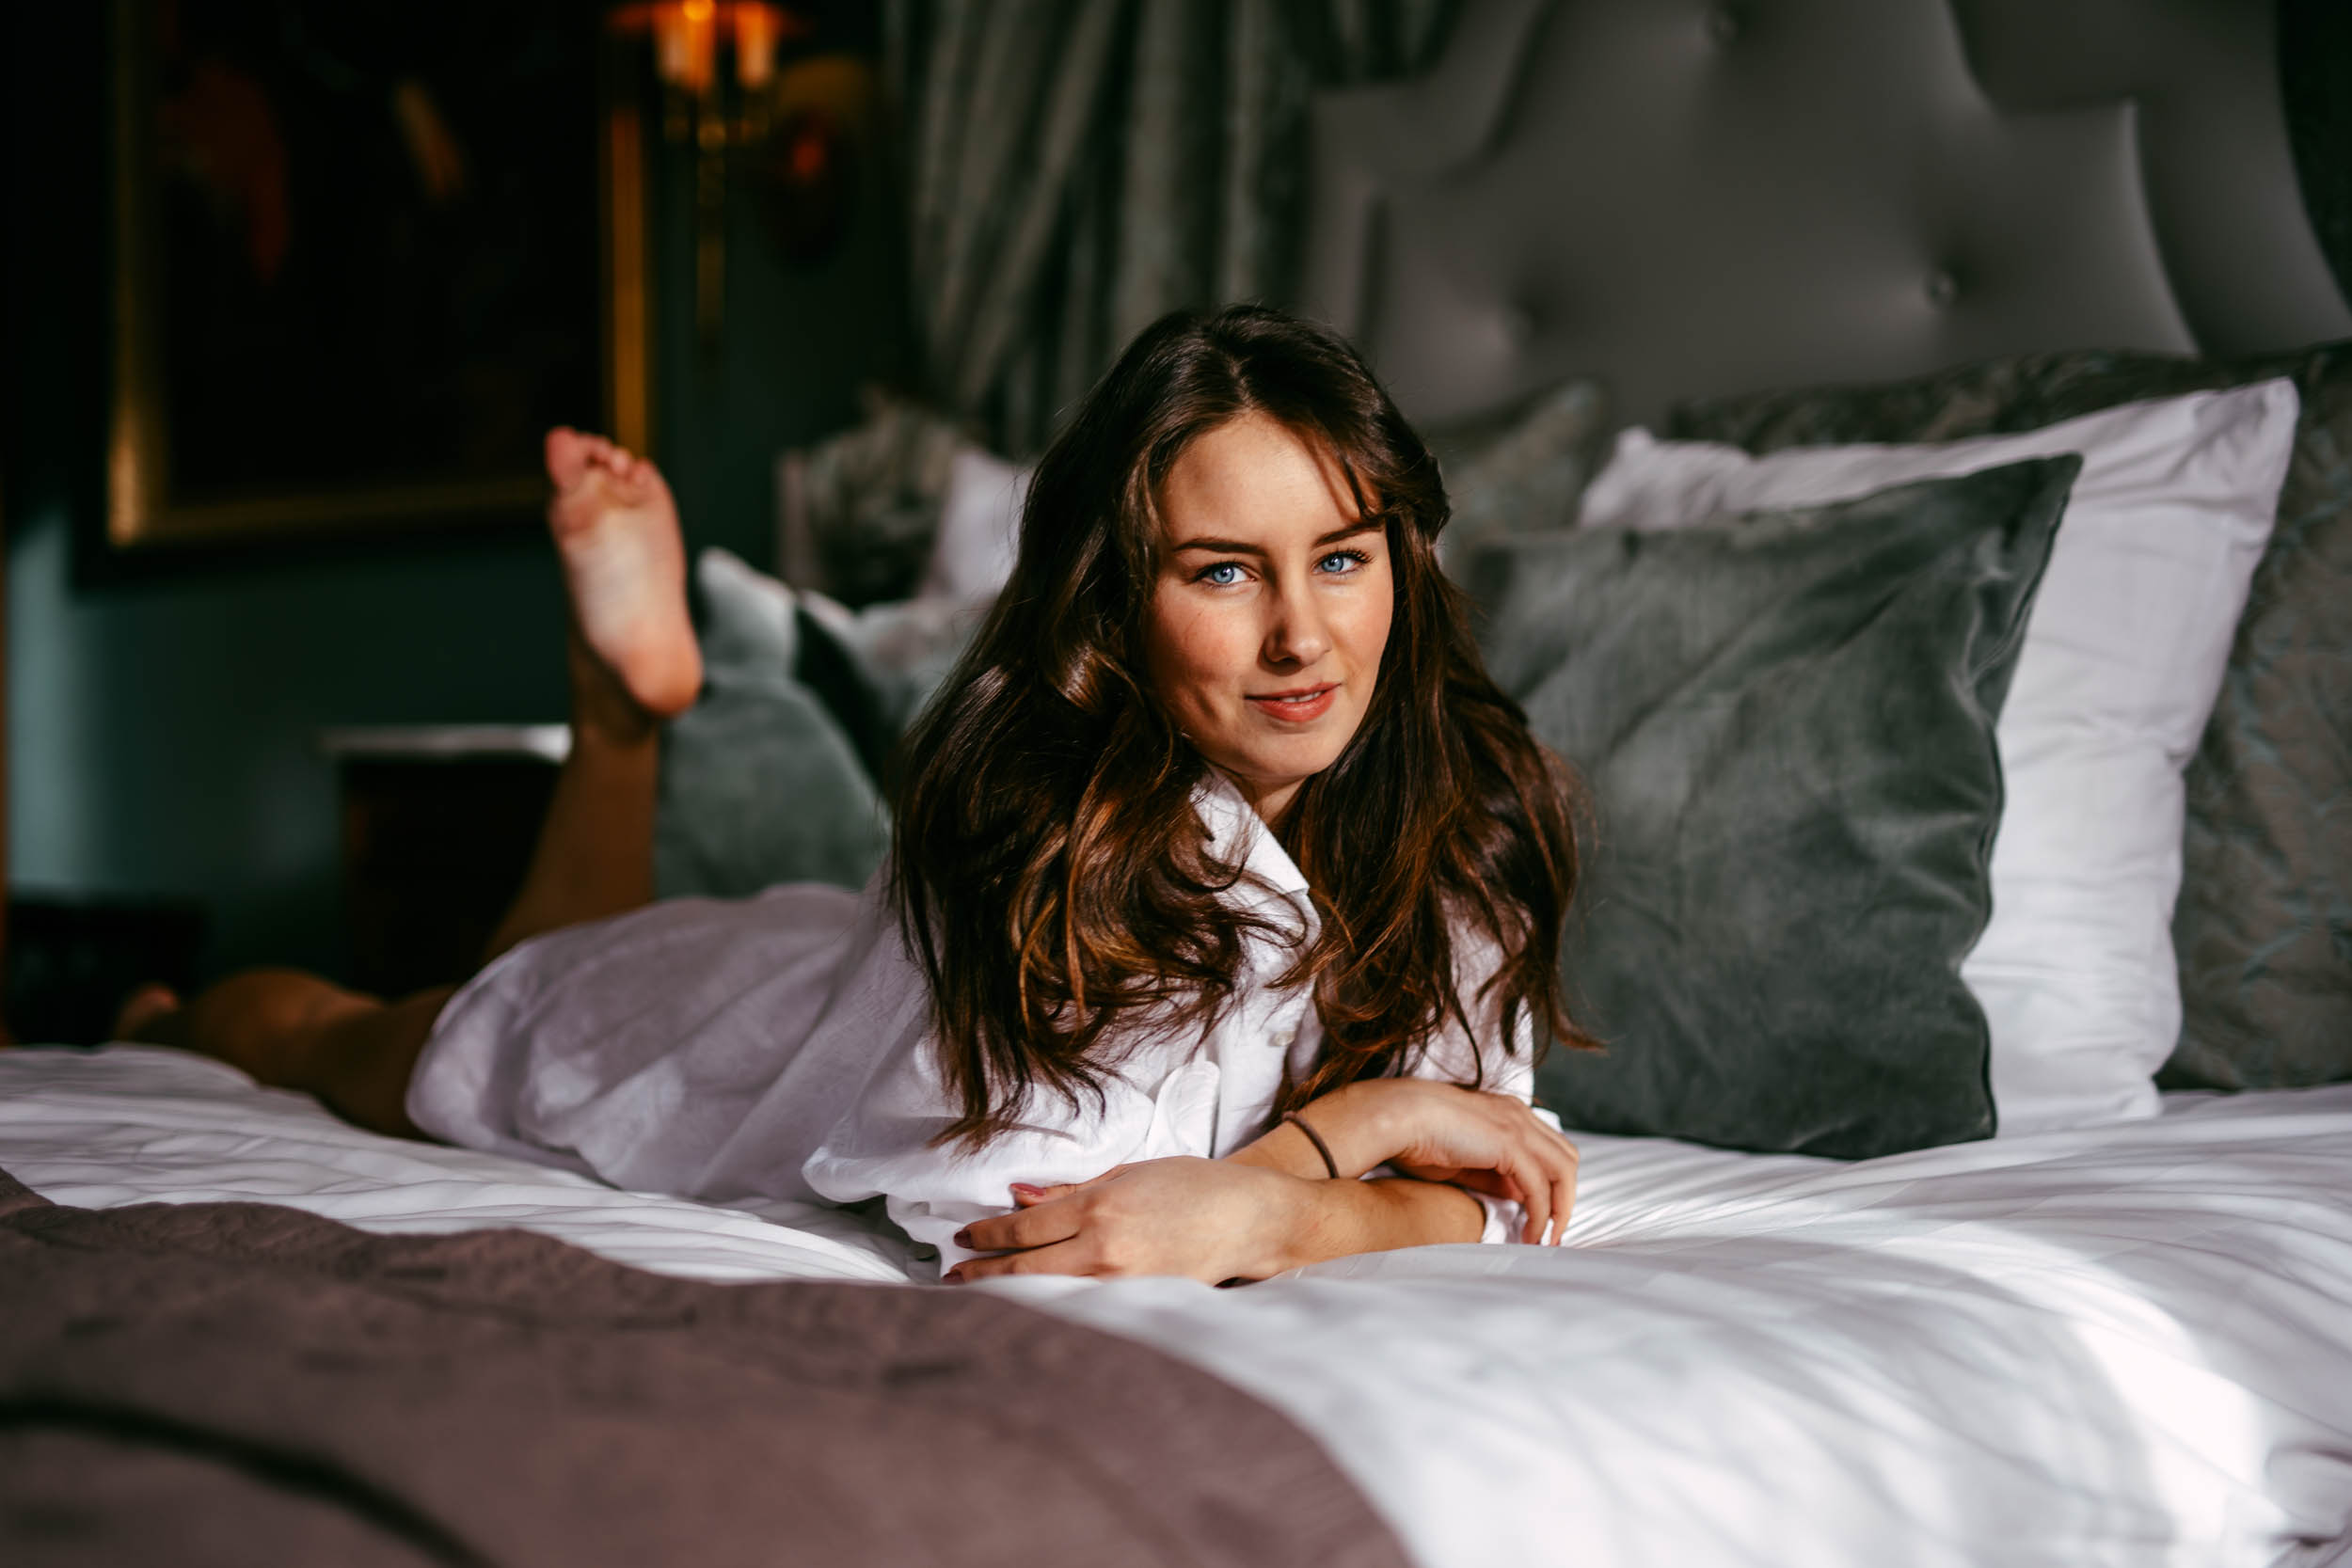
[1,1170,1415,1568]
[8,1051,2352,1566]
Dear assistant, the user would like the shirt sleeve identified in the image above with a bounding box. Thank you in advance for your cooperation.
[801,1026,1218,1275]
[1399,920,1551,1245]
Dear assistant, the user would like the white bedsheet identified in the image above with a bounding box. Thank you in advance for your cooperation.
[5,1045,2348,1568]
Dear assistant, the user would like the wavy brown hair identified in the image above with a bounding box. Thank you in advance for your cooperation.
[892,304,1590,1146]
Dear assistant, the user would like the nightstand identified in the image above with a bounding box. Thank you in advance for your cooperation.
[321,726,568,998]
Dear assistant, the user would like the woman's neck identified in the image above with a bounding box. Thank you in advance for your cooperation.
[1214,765,1300,830]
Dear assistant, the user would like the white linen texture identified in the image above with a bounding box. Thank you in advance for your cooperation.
[1577,381,2300,1135]
[8,1045,2348,1568]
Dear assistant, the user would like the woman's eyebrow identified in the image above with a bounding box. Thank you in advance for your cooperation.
[1169,518,1383,555]
[1314,518,1384,546]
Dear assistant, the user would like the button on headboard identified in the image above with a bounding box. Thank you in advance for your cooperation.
[1302,0,2351,426]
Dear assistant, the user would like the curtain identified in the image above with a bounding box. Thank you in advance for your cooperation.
[883,0,1457,456]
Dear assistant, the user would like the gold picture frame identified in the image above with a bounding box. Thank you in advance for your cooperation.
[106,0,651,550]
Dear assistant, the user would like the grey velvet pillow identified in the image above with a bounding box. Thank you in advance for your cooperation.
[790,395,976,607]
[1470,457,2077,1159]
[1670,343,2352,1091]
[1428,379,1613,559]
[653,550,890,900]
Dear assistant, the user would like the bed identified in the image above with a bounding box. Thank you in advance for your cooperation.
[12,1045,2352,1566]
[12,1,2352,1564]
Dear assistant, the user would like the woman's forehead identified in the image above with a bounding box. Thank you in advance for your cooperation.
[1158,413,1365,543]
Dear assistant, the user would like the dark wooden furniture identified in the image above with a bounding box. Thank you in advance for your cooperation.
[4,897,205,1045]
[324,727,564,998]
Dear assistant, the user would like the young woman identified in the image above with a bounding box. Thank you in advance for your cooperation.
[130,305,1589,1283]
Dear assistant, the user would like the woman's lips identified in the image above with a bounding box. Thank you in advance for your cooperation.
[1247,684,1338,722]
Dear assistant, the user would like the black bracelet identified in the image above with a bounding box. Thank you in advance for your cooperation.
[1282,1112,1342,1180]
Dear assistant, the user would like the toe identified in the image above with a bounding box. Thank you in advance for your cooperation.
[112,983,183,1044]
[544,426,592,490]
[626,453,670,498]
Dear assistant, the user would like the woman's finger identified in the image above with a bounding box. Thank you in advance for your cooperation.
[1491,1144,1547,1246]
[1555,1138,1581,1243]
[1518,1155,1553,1246]
[958,1196,1085,1254]
[946,1237,1094,1282]
[1011,1164,1126,1207]
[1446,1166,1515,1200]
[1549,1132,1580,1243]
[1537,1131,1578,1240]
[1520,1133,1565,1243]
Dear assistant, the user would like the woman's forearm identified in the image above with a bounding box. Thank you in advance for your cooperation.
[1263,1173,1486,1271]
[1226,1080,1407,1180]
[1224,1084,1487,1272]
[1225,1074,1581,1258]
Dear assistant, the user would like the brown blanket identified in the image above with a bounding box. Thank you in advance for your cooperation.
[0,1168,1409,1568]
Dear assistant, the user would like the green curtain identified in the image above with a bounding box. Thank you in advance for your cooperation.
[883,0,1457,456]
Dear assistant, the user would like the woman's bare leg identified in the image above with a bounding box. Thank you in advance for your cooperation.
[121,429,702,1138]
[125,974,457,1137]
[485,423,699,958]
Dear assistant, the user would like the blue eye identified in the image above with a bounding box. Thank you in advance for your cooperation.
[1196,562,1246,586]
[1316,549,1371,575]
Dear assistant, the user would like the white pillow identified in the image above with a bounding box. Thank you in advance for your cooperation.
[919,448,1031,605]
[1578,381,2299,1136]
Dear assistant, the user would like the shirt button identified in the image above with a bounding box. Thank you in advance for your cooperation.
[1271,1025,1296,1049]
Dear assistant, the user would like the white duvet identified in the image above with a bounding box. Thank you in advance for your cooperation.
[5,1045,2347,1568]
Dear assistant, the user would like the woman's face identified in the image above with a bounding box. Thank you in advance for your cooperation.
[1143,411,1394,824]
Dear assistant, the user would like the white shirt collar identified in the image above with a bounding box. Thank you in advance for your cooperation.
[1191,768,1311,897]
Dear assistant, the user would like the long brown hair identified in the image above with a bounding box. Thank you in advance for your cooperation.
[892,305,1589,1145]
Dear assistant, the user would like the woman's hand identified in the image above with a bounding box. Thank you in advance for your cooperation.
[1383,1083,1581,1245]
[946,1157,1304,1284]
[944,1154,1487,1283]
[1239,1079,1581,1244]
[944,1082,1578,1284]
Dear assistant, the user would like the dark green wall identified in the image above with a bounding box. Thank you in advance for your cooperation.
[5,4,905,981]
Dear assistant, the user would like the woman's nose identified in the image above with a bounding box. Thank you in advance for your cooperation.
[1263,580,1330,667]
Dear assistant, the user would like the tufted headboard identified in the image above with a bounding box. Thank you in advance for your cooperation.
[1301,0,2352,427]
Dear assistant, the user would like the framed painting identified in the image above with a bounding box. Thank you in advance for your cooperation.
[107,0,651,550]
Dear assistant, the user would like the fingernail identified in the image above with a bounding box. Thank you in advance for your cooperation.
[952,1228,972,1248]
[942,1269,965,1285]
[1009,1182,1046,1199]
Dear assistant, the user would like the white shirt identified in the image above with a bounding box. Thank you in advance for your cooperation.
[410,771,1536,1275]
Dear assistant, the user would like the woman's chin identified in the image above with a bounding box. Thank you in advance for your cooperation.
[1210,747,1344,804]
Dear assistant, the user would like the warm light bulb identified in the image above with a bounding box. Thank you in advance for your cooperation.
[736,4,783,89]
[661,0,717,94]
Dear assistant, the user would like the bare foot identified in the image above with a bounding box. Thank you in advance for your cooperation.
[545,427,702,723]
[112,983,185,1045]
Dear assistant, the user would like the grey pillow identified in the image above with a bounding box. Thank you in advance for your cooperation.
[653,550,890,900]
[1470,457,2077,1159]
[791,396,976,607]
[1428,379,1613,561]
[790,594,989,784]
[1670,343,2352,1091]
